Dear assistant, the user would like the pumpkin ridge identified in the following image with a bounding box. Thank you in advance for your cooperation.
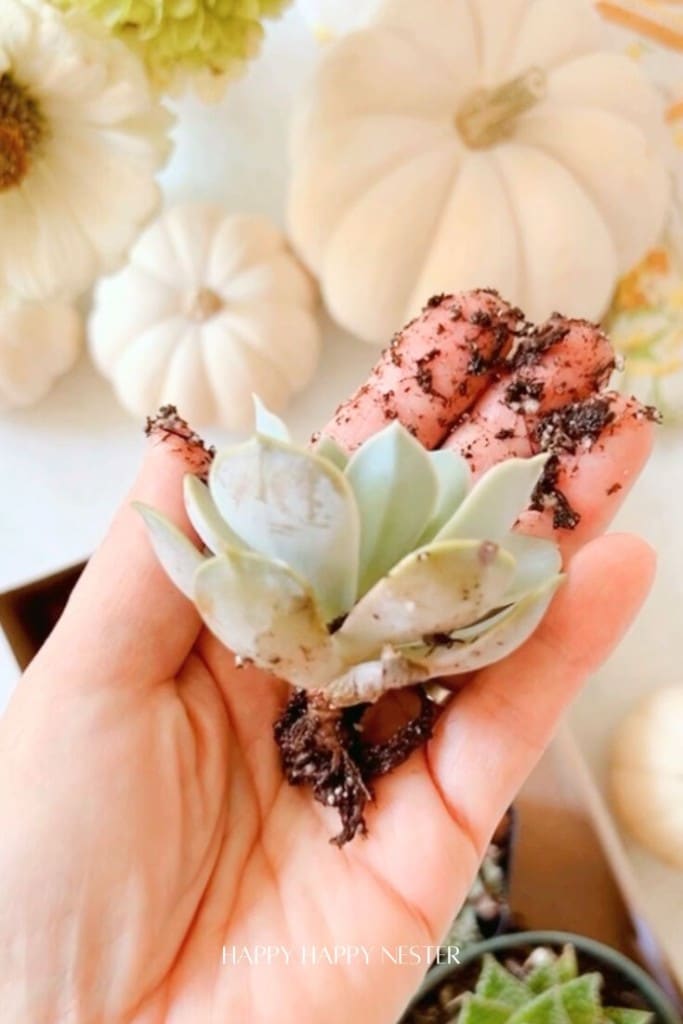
[324,146,462,339]
[495,140,619,316]
[489,148,526,306]
[290,120,455,270]
[218,306,318,388]
[515,105,667,269]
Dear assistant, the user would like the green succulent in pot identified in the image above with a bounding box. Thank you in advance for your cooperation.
[137,399,563,842]
[402,932,681,1024]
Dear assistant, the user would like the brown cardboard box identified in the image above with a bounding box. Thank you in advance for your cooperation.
[0,563,84,670]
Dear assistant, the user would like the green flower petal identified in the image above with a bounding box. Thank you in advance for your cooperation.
[184,475,248,554]
[501,532,563,603]
[253,395,290,442]
[435,454,549,545]
[194,550,338,687]
[337,539,515,661]
[134,502,205,598]
[417,448,471,544]
[345,421,438,595]
[208,436,359,622]
[400,576,563,676]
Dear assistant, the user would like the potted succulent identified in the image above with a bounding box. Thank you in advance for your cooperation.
[401,932,681,1024]
[438,810,516,951]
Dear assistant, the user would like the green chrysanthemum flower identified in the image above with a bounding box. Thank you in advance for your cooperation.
[49,0,291,98]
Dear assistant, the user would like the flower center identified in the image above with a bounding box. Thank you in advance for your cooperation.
[185,287,224,322]
[455,67,546,149]
[0,72,46,192]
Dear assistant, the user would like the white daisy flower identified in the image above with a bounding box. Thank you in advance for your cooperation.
[0,0,173,301]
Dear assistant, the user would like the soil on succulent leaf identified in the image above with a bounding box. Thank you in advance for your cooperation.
[274,688,442,845]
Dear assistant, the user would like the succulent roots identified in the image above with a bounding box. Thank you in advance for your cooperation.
[274,687,442,845]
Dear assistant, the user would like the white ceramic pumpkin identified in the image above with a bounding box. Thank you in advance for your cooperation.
[610,686,683,869]
[89,204,321,429]
[288,0,671,344]
[0,301,82,411]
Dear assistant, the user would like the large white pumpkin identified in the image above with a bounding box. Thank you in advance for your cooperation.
[90,204,321,429]
[288,0,671,344]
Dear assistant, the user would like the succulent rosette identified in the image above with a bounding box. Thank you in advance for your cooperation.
[138,400,563,708]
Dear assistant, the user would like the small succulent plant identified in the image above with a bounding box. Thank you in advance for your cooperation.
[138,400,562,708]
[441,812,513,949]
[409,946,653,1024]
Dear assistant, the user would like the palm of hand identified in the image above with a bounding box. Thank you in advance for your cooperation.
[0,339,654,1024]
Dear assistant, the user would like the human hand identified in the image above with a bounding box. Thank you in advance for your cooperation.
[0,292,656,1024]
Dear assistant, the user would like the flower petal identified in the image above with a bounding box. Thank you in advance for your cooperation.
[435,454,549,544]
[134,502,205,598]
[194,551,339,688]
[418,448,471,543]
[500,531,562,603]
[208,436,359,621]
[183,475,248,555]
[337,539,516,660]
[253,395,291,442]
[345,421,438,595]
[401,575,563,676]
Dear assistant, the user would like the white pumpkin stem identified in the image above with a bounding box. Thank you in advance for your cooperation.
[456,67,546,149]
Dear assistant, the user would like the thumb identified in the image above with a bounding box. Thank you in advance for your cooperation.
[28,409,211,691]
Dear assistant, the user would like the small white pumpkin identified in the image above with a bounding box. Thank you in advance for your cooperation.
[610,685,683,869]
[288,0,670,344]
[0,301,82,411]
[89,204,321,429]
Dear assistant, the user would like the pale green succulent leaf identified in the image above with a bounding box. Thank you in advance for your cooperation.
[183,475,248,555]
[337,540,515,661]
[345,421,439,595]
[458,994,513,1024]
[193,551,339,688]
[476,955,531,1009]
[134,502,205,599]
[556,946,579,985]
[417,448,471,544]
[501,532,563,604]
[400,575,563,677]
[323,647,428,707]
[448,605,520,643]
[313,434,349,471]
[209,436,359,621]
[558,975,602,1024]
[604,1010,654,1024]
[507,987,571,1024]
[252,395,290,442]
[527,960,563,994]
[435,454,550,545]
